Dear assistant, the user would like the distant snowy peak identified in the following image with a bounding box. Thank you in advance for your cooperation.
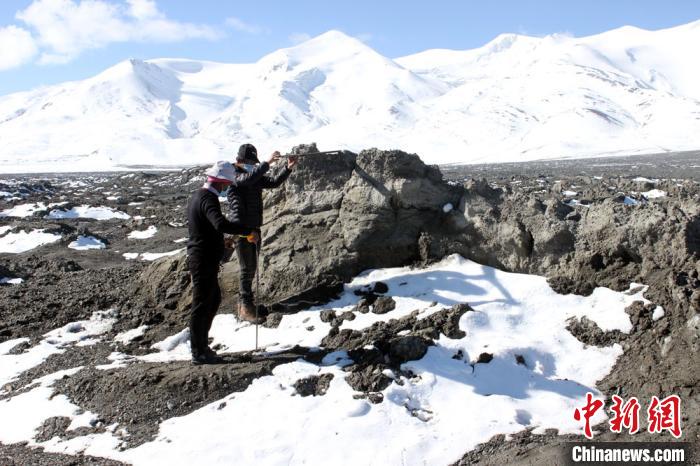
[1,23,700,173]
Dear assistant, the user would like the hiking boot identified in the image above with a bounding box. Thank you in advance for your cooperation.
[191,350,223,365]
[238,302,265,324]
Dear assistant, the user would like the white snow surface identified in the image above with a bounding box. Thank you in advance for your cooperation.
[0,202,66,218]
[2,22,700,172]
[642,189,667,199]
[0,256,664,464]
[0,229,61,253]
[0,310,116,388]
[122,248,185,261]
[46,205,130,220]
[68,235,106,250]
[0,277,24,285]
[127,225,158,239]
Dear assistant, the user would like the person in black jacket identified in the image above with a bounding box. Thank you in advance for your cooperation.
[187,161,257,365]
[228,143,297,322]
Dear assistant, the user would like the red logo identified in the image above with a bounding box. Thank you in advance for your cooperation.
[609,395,640,434]
[647,395,682,438]
[574,393,683,439]
[574,392,604,439]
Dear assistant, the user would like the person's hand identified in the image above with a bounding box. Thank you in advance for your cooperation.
[287,155,298,170]
[265,150,281,164]
[248,230,260,244]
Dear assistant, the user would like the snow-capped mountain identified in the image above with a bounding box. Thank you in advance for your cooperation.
[1,23,700,172]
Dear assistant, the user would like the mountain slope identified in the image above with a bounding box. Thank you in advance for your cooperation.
[1,24,699,172]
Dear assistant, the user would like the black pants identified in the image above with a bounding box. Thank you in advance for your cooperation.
[236,236,258,305]
[188,254,220,356]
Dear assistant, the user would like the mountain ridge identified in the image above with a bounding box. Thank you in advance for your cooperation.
[1,23,699,173]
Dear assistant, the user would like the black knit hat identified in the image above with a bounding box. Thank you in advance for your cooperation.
[237,144,259,163]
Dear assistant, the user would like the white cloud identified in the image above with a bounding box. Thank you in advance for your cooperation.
[289,32,311,45]
[14,0,222,65]
[0,25,38,70]
[126,0,159,20]
[225,16,266,35]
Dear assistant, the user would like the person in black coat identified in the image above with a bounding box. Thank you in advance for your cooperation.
[227,144,297,322]
[186,161,257,365]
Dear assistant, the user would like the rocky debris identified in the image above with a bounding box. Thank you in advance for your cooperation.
[34,416,73,443]
[0,443,125,466]
[475,353,493,364]
[53,347,310,447]
[388,335,430,363]
[566,316,626,347]
[319,309,336,323]
[353,281,389,297]
[293,373,334,397]
[352,298,371,314]
[345,365,393,393]
[371,296,396,314]
[452,428,572,466]
[262,312,283,328]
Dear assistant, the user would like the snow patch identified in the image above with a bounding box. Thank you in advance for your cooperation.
[68,235,106,250]
[0,277,24,285]
[642,189,666,199]
[128,225,158,239]
[46,205,130,220]
[0,229,62,253]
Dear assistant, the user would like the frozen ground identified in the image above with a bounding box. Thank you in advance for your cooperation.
[0,149,697,465]
[0,256,656,465]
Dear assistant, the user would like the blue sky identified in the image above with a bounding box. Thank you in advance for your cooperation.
[1,0,699,96]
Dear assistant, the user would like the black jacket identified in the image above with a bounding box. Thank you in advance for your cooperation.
[227,162,291,228]
[187,188,251,261]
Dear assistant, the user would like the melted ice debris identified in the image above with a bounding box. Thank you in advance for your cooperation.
[562,190,578,196]
[128,226,158,239]
[173,237,188,243]
[0,310,117,387]
[68,235,106,250]
[46,205,130,220]
[0,229,61,253]
[122,252,139,260]
[633,177,659,183]
[623,196,638,206]
[442,203,453,213]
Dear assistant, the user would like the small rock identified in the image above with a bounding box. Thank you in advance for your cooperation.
[388,335,431,363]
[476,352,493,364]
[371,296,396,314]
[319,310,336,323]
[293,373,334,397]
